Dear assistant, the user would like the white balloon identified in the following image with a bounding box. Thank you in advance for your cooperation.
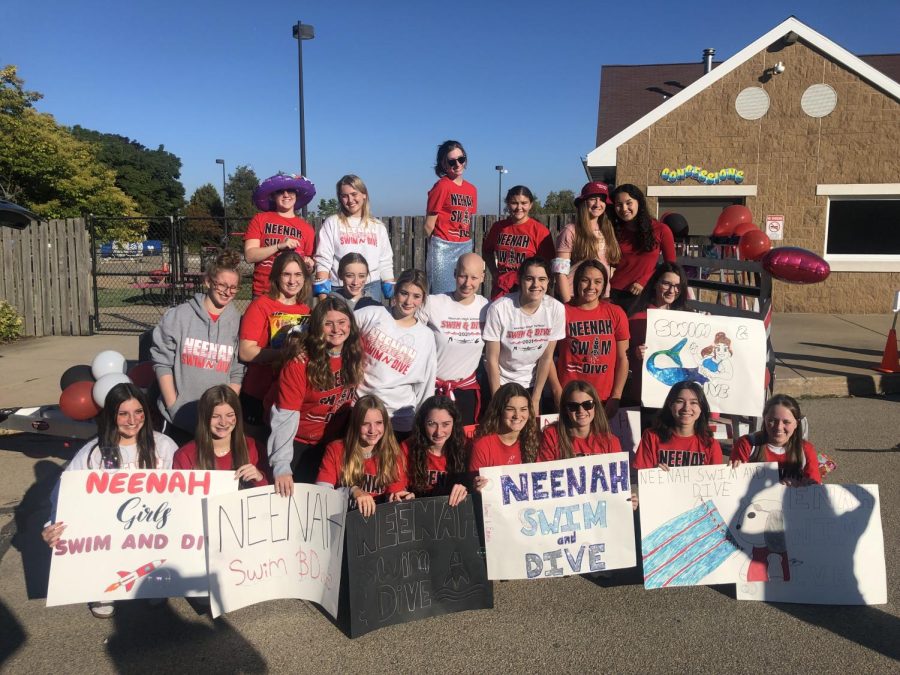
[91,350,128,380]
[92,373,132,408]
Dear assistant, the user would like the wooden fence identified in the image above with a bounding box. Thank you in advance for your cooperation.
[0,218,92,337]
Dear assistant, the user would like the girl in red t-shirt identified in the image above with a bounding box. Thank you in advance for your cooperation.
[634,381,723,470]
[269,298,364,496]
[470,383,540,490]
[315,395,405,516]
[730,394,821,485]
[396,396,469,506]
[238,251,312,428]
[539,381,621,462]
[173,385,267,487]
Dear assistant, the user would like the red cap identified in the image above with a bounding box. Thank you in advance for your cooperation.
[575,181,612,206]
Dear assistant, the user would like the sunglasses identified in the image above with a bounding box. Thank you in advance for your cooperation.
[565,400,595,413]
[446,156,467,166]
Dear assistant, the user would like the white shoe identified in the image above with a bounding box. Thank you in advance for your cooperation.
[89,601,115,619]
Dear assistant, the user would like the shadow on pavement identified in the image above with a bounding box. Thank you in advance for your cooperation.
[0,432,76,461]
[11,460,63,599]
[0,599,26,667]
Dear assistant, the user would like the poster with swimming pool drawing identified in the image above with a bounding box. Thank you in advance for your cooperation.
[641,309,766,416]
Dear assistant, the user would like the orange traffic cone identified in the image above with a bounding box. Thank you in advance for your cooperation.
[875,325,899,374]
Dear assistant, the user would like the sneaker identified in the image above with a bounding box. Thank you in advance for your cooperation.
[89,601,115,619]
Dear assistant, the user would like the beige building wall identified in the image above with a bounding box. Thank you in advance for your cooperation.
[614,40,900,312]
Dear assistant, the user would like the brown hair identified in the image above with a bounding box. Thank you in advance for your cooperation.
[701,332,733,357]
[267,250,312,304]
[407,396,467,494]
[572,259,609,303]
[477,383,540,463]
[556,381,612,460]
[753,394,806,470]
[340,396,402,490]
[193,385,249,470]
[571,201,621,266]
[205,249,241,283]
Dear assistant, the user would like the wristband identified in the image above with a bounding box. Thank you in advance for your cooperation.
[551,257,571,274]
[313,279,332,295]
[382,280,396,299]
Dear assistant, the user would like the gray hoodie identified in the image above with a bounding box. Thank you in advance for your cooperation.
[150,293,245,433]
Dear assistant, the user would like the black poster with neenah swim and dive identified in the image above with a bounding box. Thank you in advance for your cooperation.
[343,495,493,637]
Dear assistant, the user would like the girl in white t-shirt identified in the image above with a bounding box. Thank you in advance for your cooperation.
[314,174,395,302]
[483,257,565,414]
[41,382,178,619]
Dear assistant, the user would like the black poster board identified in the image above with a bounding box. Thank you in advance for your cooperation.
[344,496,493,637]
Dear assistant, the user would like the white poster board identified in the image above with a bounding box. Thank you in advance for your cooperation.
[638,463,781,588]
[480,453,636,580]
[47,470,236,606]
[641,309,766,416]
[205,484,347,618]
[736,484,886,605]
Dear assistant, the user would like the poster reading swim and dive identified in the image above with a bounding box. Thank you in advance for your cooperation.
[46,470,237,606]
[641,309,766,416]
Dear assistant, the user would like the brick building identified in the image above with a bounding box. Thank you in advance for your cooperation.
[584,17,900,312]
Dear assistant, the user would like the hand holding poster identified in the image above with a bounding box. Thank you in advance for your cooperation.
[641,309,765,416]
[47,470,236,606]
[479,453,636,580]
[205,484,347,619]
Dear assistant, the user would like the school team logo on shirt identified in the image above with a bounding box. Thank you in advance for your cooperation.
[449,193,474,239]
[494,233,532,272]
[440,317,484,344]
[180,339,234,372]
[428,470,448,488]
[262,220,306,253]
[657,449,706,467]
[507,326,552,352]
[339,230,379,247]
[566,319,613,375]
[362,329,417,375]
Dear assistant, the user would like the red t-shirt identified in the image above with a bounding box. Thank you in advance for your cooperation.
[172,437,268,487]
[556,301,629,400]
[275,355,354,445]
[482,218,555,299]
[610,219,676,291]
[244,212,315,296]
[732,435,822,484]
[396,440,453,495]
[316,439,405,497]
[426,177,477,242]
[239,296,311,399]
[634,429,723,470]
[537,424,622,462]
[468,434,522,472]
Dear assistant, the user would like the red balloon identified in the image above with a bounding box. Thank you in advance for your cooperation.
[762,247,831,284]
[127,361,156,389]
[59,380,101,421]
[738,229,771,260]
[732,221,758,237]
[714,205,753,236]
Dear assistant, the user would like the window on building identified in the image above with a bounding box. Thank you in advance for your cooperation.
[826,198,900,257]
[657,198,744,237]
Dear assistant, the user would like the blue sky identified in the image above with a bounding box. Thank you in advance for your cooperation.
[2,0,898,216]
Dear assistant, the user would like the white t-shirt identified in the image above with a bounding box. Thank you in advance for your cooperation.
[66,432,179,471]
[355,305,437,433]
[314,214,394,284]
[420,292,489,381]
[482,293,566,387]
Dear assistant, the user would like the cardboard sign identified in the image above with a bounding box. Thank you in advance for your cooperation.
[641,309,766,417]
[736,484,886,605]
[765,215,784,240]
[205,484,347,619]
[343,496,492,637]
[47,470,236,606]
[480,454,636,580]
[638,464,780,589]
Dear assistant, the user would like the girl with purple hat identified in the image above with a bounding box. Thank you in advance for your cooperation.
[244,173,317,297]
[424,140,478,295]
[553,181,621,303]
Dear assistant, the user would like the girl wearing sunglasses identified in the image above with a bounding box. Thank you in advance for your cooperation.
[424,140,478,294]
[538,381,621,462]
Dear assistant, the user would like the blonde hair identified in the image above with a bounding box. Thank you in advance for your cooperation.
[336,174,374,228]
[571,201,621,266]
[340,396,402,490]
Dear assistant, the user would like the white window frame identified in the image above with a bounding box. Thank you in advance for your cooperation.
[818,184,900,272]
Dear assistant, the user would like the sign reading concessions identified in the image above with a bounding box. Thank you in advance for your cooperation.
[47,470,236,606]
[205,484,347,619]
[344,496,491,638]
[638,463,780,589]
[736,484,886,605]
[479,454,636,580]
[641,309,766,416]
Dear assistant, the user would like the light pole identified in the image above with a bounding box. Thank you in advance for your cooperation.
[495,165,508,218]
[215,159,228,238]
[293,20,315,218]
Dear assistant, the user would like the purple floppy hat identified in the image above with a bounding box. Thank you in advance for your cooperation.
[252,173,317,211]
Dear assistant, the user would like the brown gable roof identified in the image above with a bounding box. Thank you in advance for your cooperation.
[595,54,900,147]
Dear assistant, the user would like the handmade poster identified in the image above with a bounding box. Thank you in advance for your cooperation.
[344,496,492,637]
[268,311,310,349]
[609,407,641,459]
[480,453,636,580]
[641,309,765,416]
[638,463,780,589]
[736,484,886,605]
[205,484,347,619]
[47,470,236,606]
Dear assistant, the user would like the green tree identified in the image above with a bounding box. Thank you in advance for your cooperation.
[70,125,186,217]
[310,198,339,218]
[541,189,576,214]
[184,183,224,246]
[224,165,259,224]
[0,65,140,241]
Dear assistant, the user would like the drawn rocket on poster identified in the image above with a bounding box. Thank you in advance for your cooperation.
[105,559,167,593]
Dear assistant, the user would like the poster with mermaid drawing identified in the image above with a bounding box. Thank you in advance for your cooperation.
[641,309,766,416]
